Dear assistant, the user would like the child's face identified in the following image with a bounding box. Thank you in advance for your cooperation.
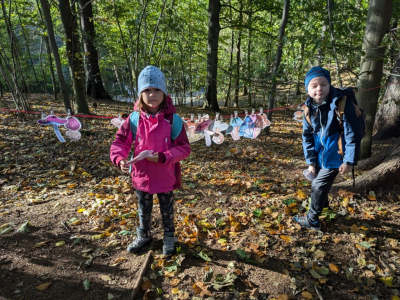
[141,88,164,114]
[307,76,330,104]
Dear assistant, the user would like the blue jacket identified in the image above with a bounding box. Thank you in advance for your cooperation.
[302,87,360,169]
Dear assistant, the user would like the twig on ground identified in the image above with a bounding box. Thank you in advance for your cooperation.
[131,250,153,300]
[60,221,73,233]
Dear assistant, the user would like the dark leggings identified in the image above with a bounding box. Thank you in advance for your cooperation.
[136,190,175,234]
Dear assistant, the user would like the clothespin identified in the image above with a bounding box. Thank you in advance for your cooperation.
[259,107,263,114]
[215,112,220,120]
[41,111,46,121]
[67,109,71,118]
[234,110,238,118]
[251,108,255,115]
[244,109,248,116]
[50,107,54,116]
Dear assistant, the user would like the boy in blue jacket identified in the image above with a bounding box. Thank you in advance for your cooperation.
[294,66,361,230]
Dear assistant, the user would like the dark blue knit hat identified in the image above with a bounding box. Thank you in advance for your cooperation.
[304,66,331,92]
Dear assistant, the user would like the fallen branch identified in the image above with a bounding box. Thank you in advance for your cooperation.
[131,250,153,300]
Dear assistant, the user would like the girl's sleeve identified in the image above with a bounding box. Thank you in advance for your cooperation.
[110,117,134,167]
[163,124,191,164]
[302,116,317,165]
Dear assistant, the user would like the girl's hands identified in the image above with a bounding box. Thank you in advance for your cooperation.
[146,152,159,162]
[119,159,130,173]
[339,163,353,175]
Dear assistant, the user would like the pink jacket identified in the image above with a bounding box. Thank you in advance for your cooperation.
[110,96,191,194]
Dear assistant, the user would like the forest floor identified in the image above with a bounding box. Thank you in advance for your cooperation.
[0,94,399,300]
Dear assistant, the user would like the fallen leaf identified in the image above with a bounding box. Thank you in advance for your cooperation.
[100,275,112,281]
[36,283,51,291]
[142,279,152,290]
[55,241,65,247]
[329,263,340,273]
[302,291,313,299]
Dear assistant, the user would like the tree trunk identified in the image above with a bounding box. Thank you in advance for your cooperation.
[327,0,342,86]
[39,0,71,111]
[147,0,167,64]
[265,0,290,135]
[234,30,241,108]
[333,137,400,192]
[204,0,221,111]
[373,50,400,140]
[58,0,89,114]
[79,0,112,100]
[247,1,252,107]
[356,0,393,159]
[224,23,234,107]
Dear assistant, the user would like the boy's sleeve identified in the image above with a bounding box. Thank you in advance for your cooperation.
[110,116,134,167]
[302,117,317,165]
[342,100,360,166]
[163,124,191,164]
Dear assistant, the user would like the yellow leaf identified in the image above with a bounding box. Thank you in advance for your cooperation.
[170,278,180,286]
[55,241,65,247]
[172,287,180,294]
[71,220,81,226]
[67,183,77,188]
[379,276,393,287]
[77,208,86,213]
[91,234,105,240]
[329,263,340,273]
[302,291,313,299]
[392,296,400,300]
[297,189,307,199]
[113,257,127,264]
[34,241,48,248]
[367,195,376,201]
[280,235,292,243]
[36,283,51,290]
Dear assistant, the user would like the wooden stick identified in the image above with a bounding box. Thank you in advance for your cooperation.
[131,250,153,299]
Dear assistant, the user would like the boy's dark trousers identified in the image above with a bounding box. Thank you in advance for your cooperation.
[136,190,175,236]
[307,167,339,223]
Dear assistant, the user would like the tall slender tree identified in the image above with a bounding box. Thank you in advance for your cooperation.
[79,0,112,100]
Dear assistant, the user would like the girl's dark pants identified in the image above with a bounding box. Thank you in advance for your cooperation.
[136,190,175,236]
[307,166,339,223]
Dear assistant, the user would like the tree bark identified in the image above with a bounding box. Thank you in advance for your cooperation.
[79,0,112,100]
[39,0,71,111]
[204,0,221,111]
[58,0,89,114]
[356,0,393,159]
[265,0,290,134]
[333,137,400,192]
[327,0,342,86]
[373,51,400,141]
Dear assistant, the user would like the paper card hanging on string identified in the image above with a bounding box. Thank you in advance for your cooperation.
[37,109,82,142]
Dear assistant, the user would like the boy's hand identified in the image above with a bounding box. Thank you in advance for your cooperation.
[308,165,316,176]
[339,163,353,175]
[119,159,130,173]
[146,152,159,162]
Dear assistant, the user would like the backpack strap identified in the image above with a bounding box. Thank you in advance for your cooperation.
[171,114,183,140]
[303,106,312,127]
[129,111,183,141]
[129,111,140,140]
[336,96,346,156]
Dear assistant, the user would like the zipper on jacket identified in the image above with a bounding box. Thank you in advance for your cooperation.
[319,107,326,168]
[165,137,168,150]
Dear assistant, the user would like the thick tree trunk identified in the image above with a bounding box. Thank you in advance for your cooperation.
[233,30,241,108]
[333,137,400,192]
[79,0,112,100]
[356,0,393,159]
[373,51,400,141]
[204,0,221,111]
[39,0,70,111]
[58,0,89,114]
[265,0,290,134]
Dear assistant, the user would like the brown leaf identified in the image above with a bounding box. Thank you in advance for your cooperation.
[36,283,51,291]
[193,282,212,297]
[141,279,152,290]
[302,291,313,299]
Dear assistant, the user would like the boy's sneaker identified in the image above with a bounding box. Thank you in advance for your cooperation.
[163,235,178,255]
[293,215,321,231]
[127,228,153,254]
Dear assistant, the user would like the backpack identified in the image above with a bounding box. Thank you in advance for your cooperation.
[128,111,183,141]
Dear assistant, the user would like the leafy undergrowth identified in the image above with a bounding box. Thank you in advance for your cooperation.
[0,95,400,300]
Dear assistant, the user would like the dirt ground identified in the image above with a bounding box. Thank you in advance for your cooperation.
[1,95,400,300]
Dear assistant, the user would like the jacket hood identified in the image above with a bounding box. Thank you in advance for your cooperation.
[134,94,176,115]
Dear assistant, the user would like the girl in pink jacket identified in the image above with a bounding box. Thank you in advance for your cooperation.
[110,65,191,255]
